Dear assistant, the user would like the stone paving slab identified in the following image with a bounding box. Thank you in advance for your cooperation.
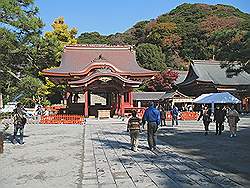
[1,118,249,187]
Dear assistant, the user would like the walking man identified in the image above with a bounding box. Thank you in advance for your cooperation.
[127,111,141,152]
[171,105,179,126]
[214,106,226,135]
[142,102,160,151]
[160,107,166,126]
[227,105,240,137]
[13,103,26,144]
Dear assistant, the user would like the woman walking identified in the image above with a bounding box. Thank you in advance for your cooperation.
[227,105,240,137]
[198,105,212,135]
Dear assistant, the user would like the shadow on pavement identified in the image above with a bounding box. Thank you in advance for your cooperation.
[3,132,29,144]
[157,125,250,182]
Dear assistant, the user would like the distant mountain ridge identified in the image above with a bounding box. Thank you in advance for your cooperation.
[77,3,250,71]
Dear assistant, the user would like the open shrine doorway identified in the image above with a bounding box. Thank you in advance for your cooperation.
[66,75,137,117]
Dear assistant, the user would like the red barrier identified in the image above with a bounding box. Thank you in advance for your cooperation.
[166,112,172,120]
[180,112,199,120]
[40,114,84,124]
[124,107,146,118]
[165,111,199,121]
[126,110,199,121]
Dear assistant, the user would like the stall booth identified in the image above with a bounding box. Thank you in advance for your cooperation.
[160,90,197,120]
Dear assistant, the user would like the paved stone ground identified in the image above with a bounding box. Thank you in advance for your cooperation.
[0,117,249,187]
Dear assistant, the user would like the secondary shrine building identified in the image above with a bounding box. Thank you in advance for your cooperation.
[42,44,157,117]
[178,60,250,112]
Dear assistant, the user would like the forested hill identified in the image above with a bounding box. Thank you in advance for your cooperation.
[77,3,250,71]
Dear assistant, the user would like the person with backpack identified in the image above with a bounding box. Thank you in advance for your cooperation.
[13,103,26,144]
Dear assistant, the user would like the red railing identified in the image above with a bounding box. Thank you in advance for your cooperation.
[40,114,84,124]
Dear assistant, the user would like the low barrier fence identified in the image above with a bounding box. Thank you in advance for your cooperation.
[180,112,199,120]
[39,114,84,124]
[125,109,199,121]
[166,111,199,121]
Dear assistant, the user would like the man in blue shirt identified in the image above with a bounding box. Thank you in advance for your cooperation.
[142,102,160,151]
[171,105,179,126]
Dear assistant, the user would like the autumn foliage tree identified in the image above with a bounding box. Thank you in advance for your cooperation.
[144,70,179,91]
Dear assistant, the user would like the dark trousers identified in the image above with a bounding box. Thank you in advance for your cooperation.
[216,122,223,134]
[147,122,158,149]
[203,121,210,134]
[172,115,178,126]
[14,125,24,143]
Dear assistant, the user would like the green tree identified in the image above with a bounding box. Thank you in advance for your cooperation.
[77,32,109,44]
[43,17,77,66]
[210,30,250,73]
[37,17,78,104]
[0,0,43,104]
[136,43,167,71]
[5,76,49,107]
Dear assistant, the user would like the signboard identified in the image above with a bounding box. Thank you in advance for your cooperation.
[99,77,112,83]
[173,98,193,103]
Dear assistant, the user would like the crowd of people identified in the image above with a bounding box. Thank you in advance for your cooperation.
[8,101,241,148]
[197,105,240,137]
[127,102,241,152]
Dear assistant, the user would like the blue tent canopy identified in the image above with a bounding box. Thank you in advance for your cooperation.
[193,92,241,104]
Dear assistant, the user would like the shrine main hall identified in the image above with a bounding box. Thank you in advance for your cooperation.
[42,44,157,117]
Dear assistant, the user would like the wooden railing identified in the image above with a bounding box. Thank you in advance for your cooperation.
[40,114,84,124]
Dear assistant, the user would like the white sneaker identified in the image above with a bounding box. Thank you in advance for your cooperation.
[230,134,233,138]
[233,134,237,137]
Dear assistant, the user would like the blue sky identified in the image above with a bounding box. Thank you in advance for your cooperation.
[36,0,250,36]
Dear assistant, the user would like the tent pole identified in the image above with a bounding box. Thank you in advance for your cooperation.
[212,101,215,114]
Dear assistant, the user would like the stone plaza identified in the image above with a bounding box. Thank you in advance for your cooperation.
[0,117,250,188]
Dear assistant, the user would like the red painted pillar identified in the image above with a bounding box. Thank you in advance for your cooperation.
[116,94,120,115]
[129,91,133,107]
[121,93,125,116]
[84,90,88,117]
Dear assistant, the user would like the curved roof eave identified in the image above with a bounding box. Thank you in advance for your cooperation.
[69,72,142,85]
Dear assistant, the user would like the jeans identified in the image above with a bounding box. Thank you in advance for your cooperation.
[147,122,158,149]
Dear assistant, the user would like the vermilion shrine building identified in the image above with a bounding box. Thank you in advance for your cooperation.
[42,45,157,117]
